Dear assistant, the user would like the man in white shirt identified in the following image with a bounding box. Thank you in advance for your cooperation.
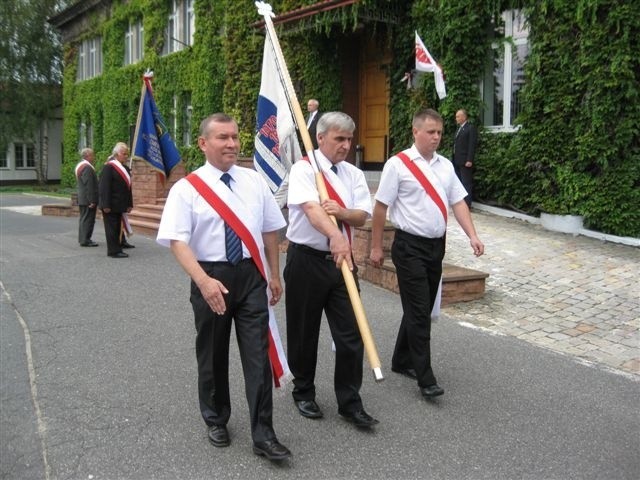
[156,113,291,461]
[369,108,484,399]
[285,112,378,428]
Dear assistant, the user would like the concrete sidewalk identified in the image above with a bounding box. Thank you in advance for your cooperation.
[443,207,639,377]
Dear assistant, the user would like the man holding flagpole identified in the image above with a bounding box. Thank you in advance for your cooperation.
[284,112,379,428]
[369,108,484,399]
[157,113,291,461]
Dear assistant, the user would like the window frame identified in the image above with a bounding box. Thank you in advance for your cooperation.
[14,142,36,169]
[76,36,103,81]
[481,9,529,132]
[125,19,144,65]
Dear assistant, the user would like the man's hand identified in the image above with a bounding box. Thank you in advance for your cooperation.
[369,246,385,267]
[268,277,283,306]
[321,199,343,220]
[197,276,230,315]
[470,236,484,257]
[328,231,353,270]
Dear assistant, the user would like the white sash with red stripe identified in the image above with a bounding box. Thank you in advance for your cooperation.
[185,172,291,388]
[74,160,94,179]
[107,159,131,188]
[301,158,353,244]
[395,150,448,224]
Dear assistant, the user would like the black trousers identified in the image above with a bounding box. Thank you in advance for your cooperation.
[284,243,364,414]
[102,211,123,255]
[391,230,445,387]
[454,163,473,206]
[191,259,275,443]
[78,205,96,244]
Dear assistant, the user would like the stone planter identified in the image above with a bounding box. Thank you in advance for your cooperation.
[540,213,584,234]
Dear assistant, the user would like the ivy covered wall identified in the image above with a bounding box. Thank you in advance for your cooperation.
[58,0,639,236]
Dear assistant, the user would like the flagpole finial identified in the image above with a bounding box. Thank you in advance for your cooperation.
[255,1,275,18]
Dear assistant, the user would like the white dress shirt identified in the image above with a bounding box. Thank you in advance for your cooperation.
[157,162,286,261]
[286,151,372,251]
[375,145,467,238]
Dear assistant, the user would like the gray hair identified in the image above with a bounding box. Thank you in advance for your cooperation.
[316,112,355,136]
[199,113,236,137]
[112,142,129,155]
[80,148,93,159]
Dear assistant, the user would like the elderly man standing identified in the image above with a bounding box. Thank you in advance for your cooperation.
[99,142,134,258]
[284,111,378,428]
[75,147,99,247]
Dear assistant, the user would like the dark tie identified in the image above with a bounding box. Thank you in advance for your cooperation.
[329,165,343,233]
[220,173,242,265]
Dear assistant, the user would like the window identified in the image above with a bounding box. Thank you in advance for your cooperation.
[78,122,93,151]
[125,19,144,65]
[183,94,192,146]
[76,36,103,81]
[0,152,8,169]
[15,143,35,168]
[163,0,195,55]
[186,0,195,46]
[170,95,178,139]
[481,10,529,130]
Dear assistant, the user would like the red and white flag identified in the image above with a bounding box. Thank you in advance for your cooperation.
[415,31,447,100]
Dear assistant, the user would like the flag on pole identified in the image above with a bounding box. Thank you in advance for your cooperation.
[415,31,447,100]
[132,72,181,179]
[253,33,301,207]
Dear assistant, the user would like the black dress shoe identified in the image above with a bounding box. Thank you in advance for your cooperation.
[109,252,129,258]
[121,242,135,249]
[295,400,323,419]
[207,425,230,447]
[392,367,417,380]
[421,384,445,398]
[339,409,379,428]
[81,241,99,247]
[253,439,291,461]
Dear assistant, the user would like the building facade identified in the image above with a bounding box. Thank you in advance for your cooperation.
[49,0,640,237]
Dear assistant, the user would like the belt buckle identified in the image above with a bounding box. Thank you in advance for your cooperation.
[324,254,333,260]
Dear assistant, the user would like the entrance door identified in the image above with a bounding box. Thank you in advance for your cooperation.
[359,38,391,168]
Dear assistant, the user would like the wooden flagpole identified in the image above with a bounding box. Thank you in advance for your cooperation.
[256,1,384,382]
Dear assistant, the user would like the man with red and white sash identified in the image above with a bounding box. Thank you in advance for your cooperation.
[370,108,484,399]
[75,147,99,247]
[156,114,291,461]
[285,112,378,428]
[98,142,133,258]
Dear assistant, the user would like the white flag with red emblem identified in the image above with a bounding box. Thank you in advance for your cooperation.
[415,31,447,100]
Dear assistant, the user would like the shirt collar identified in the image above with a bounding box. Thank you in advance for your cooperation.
[407,144,443,165]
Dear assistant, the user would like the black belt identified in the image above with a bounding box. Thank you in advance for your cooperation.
[198,258,253,267]
[395,229,445,243]
[289,242,333,260]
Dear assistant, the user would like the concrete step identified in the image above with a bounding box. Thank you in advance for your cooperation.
[352,221,489,305]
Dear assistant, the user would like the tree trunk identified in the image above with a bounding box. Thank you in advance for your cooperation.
[37,121,49,185]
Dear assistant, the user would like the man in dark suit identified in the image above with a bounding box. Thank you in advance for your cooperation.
[75,148,99,247]
[99,142,134,258]
[306,99,321,149]
[452,109,478,207]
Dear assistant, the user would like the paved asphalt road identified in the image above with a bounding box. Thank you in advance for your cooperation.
[1,193,639,480]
